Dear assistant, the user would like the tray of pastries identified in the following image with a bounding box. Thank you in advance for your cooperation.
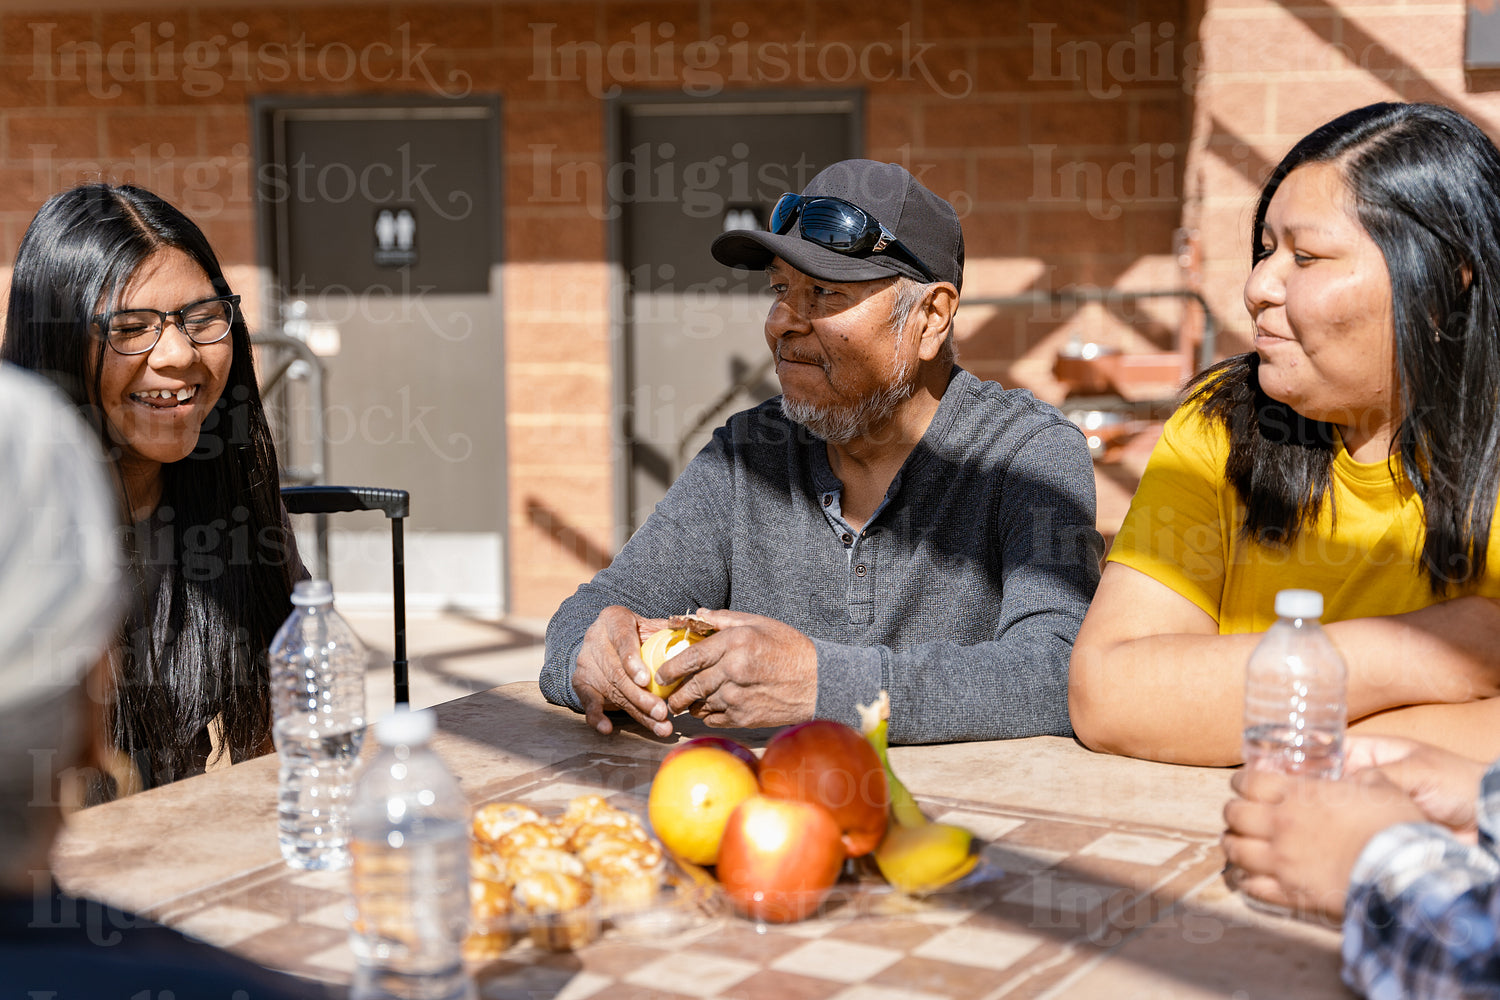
[464,793,722,957]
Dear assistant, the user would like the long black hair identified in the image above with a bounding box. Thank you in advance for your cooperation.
[1,184,295,786]
[1191,102,1500,594]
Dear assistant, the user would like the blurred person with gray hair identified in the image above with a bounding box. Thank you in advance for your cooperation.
[0,364,328,998]
[0,364,120,880]
[543,159,1102,743]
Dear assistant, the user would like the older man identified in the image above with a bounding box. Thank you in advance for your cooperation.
[540,159,1102,744]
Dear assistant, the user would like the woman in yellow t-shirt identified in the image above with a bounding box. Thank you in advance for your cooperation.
[1070,102,1500,766]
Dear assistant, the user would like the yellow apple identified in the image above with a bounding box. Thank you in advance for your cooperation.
[646,745,759,866]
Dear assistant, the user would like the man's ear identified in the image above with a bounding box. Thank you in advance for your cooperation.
[915,283,960,361]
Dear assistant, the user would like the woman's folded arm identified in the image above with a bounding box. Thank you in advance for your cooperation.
[1070,566,1500,765]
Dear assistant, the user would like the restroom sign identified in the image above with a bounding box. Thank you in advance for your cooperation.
[374,207,418,267]
[723,204,766,232]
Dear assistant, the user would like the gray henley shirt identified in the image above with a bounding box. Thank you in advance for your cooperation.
[540,367,1103,744]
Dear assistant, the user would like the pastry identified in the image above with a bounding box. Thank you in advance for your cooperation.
[463,873,513,960]
[472,802,543,847]
[466,794,665,954]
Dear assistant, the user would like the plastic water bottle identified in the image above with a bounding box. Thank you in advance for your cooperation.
[1242,589,1347,779]
[268,579,368,870]
[348,709,473,1000]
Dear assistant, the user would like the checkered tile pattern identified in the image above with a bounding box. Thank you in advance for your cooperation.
[146,753,1225,999]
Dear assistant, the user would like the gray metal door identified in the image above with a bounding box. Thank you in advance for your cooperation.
[616,97,859,533]
[258,99,506,613]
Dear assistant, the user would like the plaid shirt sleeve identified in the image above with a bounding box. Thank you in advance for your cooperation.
[1342,760,1500,999]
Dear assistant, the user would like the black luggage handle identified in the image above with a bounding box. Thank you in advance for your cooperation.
[280,485,409,519]
[280,485,410,705]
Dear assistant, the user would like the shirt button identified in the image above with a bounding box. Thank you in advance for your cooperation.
[855,564,867,577]
[841,532,853,545]
[823,494,833,507]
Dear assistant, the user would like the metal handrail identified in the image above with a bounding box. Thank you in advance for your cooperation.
[251,329,328,484]
[252,328,332,576]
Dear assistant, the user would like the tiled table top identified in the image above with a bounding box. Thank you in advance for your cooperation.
[53,683,1349,999]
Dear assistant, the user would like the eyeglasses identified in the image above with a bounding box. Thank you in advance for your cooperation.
[769,193,937,282]
[92,294,240,356]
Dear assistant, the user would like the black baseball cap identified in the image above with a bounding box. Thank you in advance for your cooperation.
[711,159,964,292]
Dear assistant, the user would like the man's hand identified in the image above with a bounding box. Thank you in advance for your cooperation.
[571,606,674,738]
[1222,769,1427,920]
[1345,736,1486,837]
[655,609,818,729]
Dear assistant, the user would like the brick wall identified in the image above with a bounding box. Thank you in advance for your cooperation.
[1189,0,1500,355]
[2,0,1201,617]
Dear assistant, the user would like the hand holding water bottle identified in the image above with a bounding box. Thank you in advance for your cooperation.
[1223,760,1428,919]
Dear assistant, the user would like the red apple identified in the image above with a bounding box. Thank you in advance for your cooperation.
[716,794,845,923]
[757,720,888,856]
[662,736,759,775]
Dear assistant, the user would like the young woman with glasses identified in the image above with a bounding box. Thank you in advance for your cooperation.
[1,184,300,794]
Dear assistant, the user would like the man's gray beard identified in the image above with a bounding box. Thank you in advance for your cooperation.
[780,355,914,445]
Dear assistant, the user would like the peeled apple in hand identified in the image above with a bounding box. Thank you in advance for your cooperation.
[639,627,705,698]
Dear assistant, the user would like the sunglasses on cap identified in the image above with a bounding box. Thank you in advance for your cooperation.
[769,193,937,282]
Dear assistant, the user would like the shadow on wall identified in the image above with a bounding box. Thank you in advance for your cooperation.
[527,497,615,573]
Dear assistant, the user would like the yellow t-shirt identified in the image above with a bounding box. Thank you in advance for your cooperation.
[1108,403,1500,633]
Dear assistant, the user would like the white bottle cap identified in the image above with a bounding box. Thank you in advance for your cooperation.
[290,579,334,606]
[375,707,435,747]
[1274,589,1324,619]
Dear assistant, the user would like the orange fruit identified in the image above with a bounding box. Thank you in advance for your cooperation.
[640,627,705,698]
[647,746,760,865]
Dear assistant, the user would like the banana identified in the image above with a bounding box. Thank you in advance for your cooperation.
[874,821,980,895]
[856,692,928,828]
[857,691,979,894]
